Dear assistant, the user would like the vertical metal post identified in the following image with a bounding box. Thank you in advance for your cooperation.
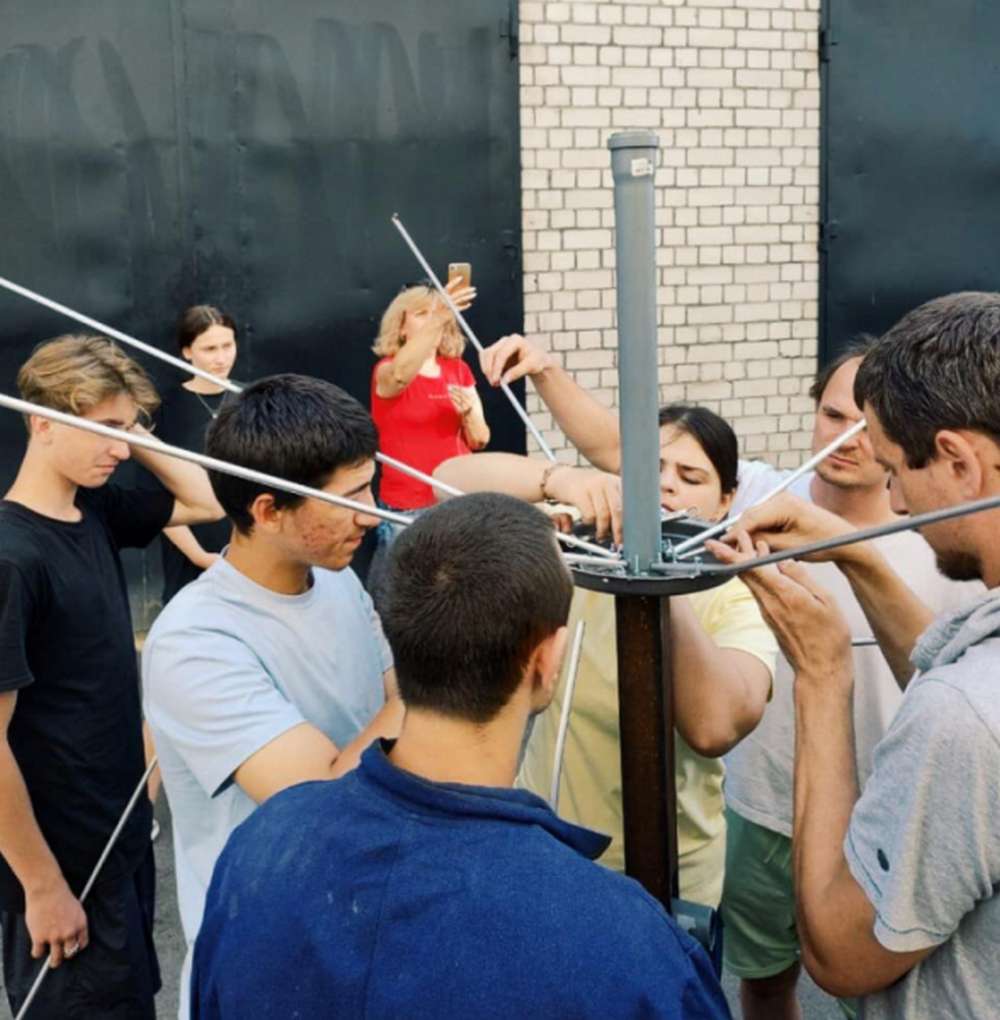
[615,596,678,906]
[609,130,661,573]
[609,130,678,910]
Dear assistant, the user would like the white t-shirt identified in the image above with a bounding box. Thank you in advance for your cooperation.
[723,461,979,837]
[142,557,392,1017]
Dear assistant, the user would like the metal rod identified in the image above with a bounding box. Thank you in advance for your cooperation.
[0,272,484,507]
[390,214,558,462]
[608,132,662,574]
[14,757,160,1020]
[0,275,242,394]
[549,620,586,809]
[672,418,868,558]
[562,552,627,570]
[0,393,413,527]
[653,488,1000,578]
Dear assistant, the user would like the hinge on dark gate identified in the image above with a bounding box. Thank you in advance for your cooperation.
[818,28,835,63]
[499,0,518,62]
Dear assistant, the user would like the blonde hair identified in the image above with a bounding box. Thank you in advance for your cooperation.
[17,334,160,430]
[372,286,465,359]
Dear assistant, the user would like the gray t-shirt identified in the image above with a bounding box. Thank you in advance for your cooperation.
[142,557,392,1016]
[845,589,1000,1019]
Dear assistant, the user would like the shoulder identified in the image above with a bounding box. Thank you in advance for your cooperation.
[0,508,48,572]
[442,357,474,382]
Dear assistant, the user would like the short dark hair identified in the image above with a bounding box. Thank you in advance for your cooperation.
[854,292,1000,468]
[177,305,237,353]
[808,335,875,404]
[205,374,378,533]
[658,404,739,494]
[381,493,573,724]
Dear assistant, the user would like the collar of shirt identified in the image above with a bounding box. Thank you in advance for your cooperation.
[361,742,611,861]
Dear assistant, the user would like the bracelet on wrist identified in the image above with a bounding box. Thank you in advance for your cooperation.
[539,462,565,502]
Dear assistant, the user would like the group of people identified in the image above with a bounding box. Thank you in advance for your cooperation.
[0,287,998,1020]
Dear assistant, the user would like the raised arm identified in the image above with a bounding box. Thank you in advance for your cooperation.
[479,335,622,471]
[130,424,224,527]
[434,453,624,544]
[162,526,224,571]
[0,692,88,968]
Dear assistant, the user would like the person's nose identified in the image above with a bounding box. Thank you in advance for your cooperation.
[110,439,131,462]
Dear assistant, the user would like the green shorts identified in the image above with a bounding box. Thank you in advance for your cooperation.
[721,807,799,979]
[721,808,858,1018]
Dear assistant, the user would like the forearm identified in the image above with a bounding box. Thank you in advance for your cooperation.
[163,526,219,568]
[330,696,405,779]
[131,433,222,523]
[434,453,552,503]
[669,599,770,756]
[380,334,439,392]
[838,546,932,688]
[533,362,621,471]
[793,680,861,982]
[461,409,490,450]
[0,745,66,896]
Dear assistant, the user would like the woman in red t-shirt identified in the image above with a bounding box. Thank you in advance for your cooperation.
[371,280,490,510]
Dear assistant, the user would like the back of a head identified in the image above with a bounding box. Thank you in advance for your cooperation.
[205,373,378,533]
[381,493,574,723]
[17,333,159,426]
[854,292,1000,467]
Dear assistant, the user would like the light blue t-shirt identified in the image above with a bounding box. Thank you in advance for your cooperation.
[142,557,391,1014]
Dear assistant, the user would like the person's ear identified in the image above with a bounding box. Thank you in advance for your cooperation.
[29,415,54,444]
[181,346,193,363]
[248,492,283,533]
[529,625,569,710]
[715,490,734,522]
[934,430,984,499]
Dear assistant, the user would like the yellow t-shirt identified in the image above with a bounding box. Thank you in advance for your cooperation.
[518,577,776,906]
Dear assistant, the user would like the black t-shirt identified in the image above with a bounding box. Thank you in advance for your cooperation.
[152,385,233,602]
[0,484,174,911]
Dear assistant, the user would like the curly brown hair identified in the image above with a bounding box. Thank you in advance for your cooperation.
[372,285,465,359]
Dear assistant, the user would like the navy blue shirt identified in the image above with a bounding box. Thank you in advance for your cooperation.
[193,745,730,1019]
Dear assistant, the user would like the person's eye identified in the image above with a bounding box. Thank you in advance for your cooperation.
[680,475,706,486]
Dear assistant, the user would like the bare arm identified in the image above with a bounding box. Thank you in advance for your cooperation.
[479,335,621,470]
[130,425,224,527]
[451,386,490,450]
[731,556,932,996]
[0,692,88,967]
[434,454,624,544]
[709,494,932,688]
[668,598,772,757]
[234,673,404,802]
[162,526,224,571]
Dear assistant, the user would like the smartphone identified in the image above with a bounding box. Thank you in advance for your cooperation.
[448,262,472,289]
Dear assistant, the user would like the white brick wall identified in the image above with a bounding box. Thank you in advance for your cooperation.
[518,0,821,466]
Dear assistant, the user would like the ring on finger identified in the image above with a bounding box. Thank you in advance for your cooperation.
[64,940,80,958]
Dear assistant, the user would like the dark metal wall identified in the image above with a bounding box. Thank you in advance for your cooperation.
[820,0,1000,359]
[0,0,523,620]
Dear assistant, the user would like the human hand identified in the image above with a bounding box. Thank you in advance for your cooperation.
[479,334,555,388]
[429,276,476,320]
[25,879,89,968]
[707,493,854,563]
[713,531,852,688]
[546,466,623,545]
[448,385,475,419]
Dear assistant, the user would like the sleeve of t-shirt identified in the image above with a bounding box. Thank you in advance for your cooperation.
[92,483,175,550]
[692,578,778,680]
[455,359,475,387]
[730,459,787,516]
[0,562,37,692]
[844,676,1000,952]
[143,626,305,798]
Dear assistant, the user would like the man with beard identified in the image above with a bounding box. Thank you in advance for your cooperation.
[711,291,1000,1019]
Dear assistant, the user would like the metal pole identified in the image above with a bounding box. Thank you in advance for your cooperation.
[609,132,662,573]
[390,214,558,462]
[0,393,413,527]
[549,621,587,809]
[615,596,678,904]
[14,757,160,1020]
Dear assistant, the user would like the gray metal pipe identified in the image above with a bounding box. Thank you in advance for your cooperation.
[609,131,662,573]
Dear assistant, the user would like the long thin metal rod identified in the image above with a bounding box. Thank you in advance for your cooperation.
[653,488,1000,578]
[672,418,868,558]
[0,273,479,505]
[390,214,557,462]
[0,393,413,527]
[0,275,242,394]
[550,620,586,809]
[14,757,160,1020]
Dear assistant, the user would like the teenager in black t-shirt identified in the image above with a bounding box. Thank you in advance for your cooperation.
[152,305,239,604]
[0,335,223,1019]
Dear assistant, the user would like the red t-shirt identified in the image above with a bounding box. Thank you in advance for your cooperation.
[371,356,475,509]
